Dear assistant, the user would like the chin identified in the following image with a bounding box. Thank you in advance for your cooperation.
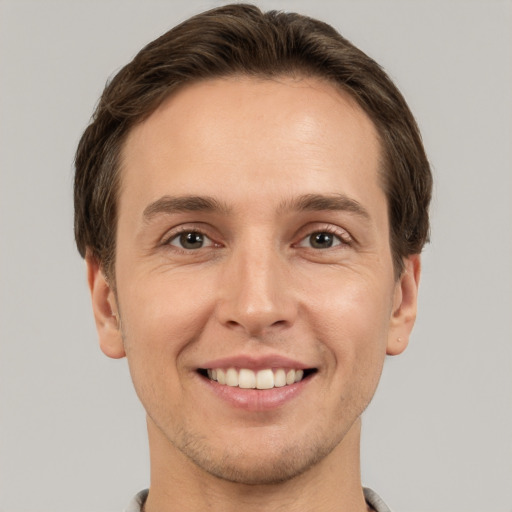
[173,426,340,486]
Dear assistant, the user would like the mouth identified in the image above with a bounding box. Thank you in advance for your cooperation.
[197,367,317,390]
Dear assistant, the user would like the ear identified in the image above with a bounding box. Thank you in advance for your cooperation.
[85,251,126,359]
[386,254,421,356]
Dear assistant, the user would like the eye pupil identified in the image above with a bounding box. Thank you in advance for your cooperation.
[310,232,333,249]
[180,232,204,249]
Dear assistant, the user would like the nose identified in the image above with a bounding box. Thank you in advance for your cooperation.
[215,241,298,337]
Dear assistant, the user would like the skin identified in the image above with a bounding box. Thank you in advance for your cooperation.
[87,76,420,512]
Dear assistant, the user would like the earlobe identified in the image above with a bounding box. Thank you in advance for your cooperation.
[386,254,421,356]
[85,251,126,359]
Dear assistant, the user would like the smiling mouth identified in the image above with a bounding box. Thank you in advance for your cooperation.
[198,367,317,390]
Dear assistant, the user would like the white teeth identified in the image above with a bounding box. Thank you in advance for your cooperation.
[226,368,238,386]
[205,367,309,389]
[274,368,286,388]
[256,369,274,389]
[239,368,256,389]
[217,368,226,385]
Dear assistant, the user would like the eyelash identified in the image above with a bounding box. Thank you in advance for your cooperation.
[162,226,217,252]
[295,225,353,250]
[162,225,353,252]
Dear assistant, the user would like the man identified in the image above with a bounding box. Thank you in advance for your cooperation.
[74,4,431,511]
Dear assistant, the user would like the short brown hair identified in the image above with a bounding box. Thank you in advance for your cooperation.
[74,3,432,279]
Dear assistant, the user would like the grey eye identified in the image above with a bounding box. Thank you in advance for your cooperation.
[169,231,212,250]
[308,232,338,249]
[296,231,345,249]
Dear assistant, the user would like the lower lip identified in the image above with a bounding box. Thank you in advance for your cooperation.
[199,374,311,411]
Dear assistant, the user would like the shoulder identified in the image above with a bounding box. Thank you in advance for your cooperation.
[125,487,392,512]
[363,487,393,512]
[124,489,149,512]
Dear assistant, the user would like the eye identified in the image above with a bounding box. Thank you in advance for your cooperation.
[168,231,214,250]
[297,231,346,249]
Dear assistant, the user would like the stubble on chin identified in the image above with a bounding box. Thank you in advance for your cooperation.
[167,422,346,486]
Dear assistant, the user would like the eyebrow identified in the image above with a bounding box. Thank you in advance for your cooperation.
[279,193,371,220]
[142,195,231,221]
[142,193,370,222]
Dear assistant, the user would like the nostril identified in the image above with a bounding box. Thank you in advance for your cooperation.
[223,318,290,336]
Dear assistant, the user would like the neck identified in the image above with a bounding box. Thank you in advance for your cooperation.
[144,417,368,512]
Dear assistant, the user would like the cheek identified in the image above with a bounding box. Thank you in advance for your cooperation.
[308,268,394,339]
[119,268,215,339]
[307,272,393,386]
[116,272,215,392]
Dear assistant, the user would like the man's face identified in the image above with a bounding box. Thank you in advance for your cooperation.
[89,76,419,484]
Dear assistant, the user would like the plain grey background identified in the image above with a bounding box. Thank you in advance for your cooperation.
[1,1,511,511]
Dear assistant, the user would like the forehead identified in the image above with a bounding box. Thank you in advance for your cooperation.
[119,76,384,218]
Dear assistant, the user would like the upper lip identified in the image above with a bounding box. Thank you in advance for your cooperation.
[199,354,314,370]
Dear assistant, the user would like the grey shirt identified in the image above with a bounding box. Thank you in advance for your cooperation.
[125,487,392,512]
